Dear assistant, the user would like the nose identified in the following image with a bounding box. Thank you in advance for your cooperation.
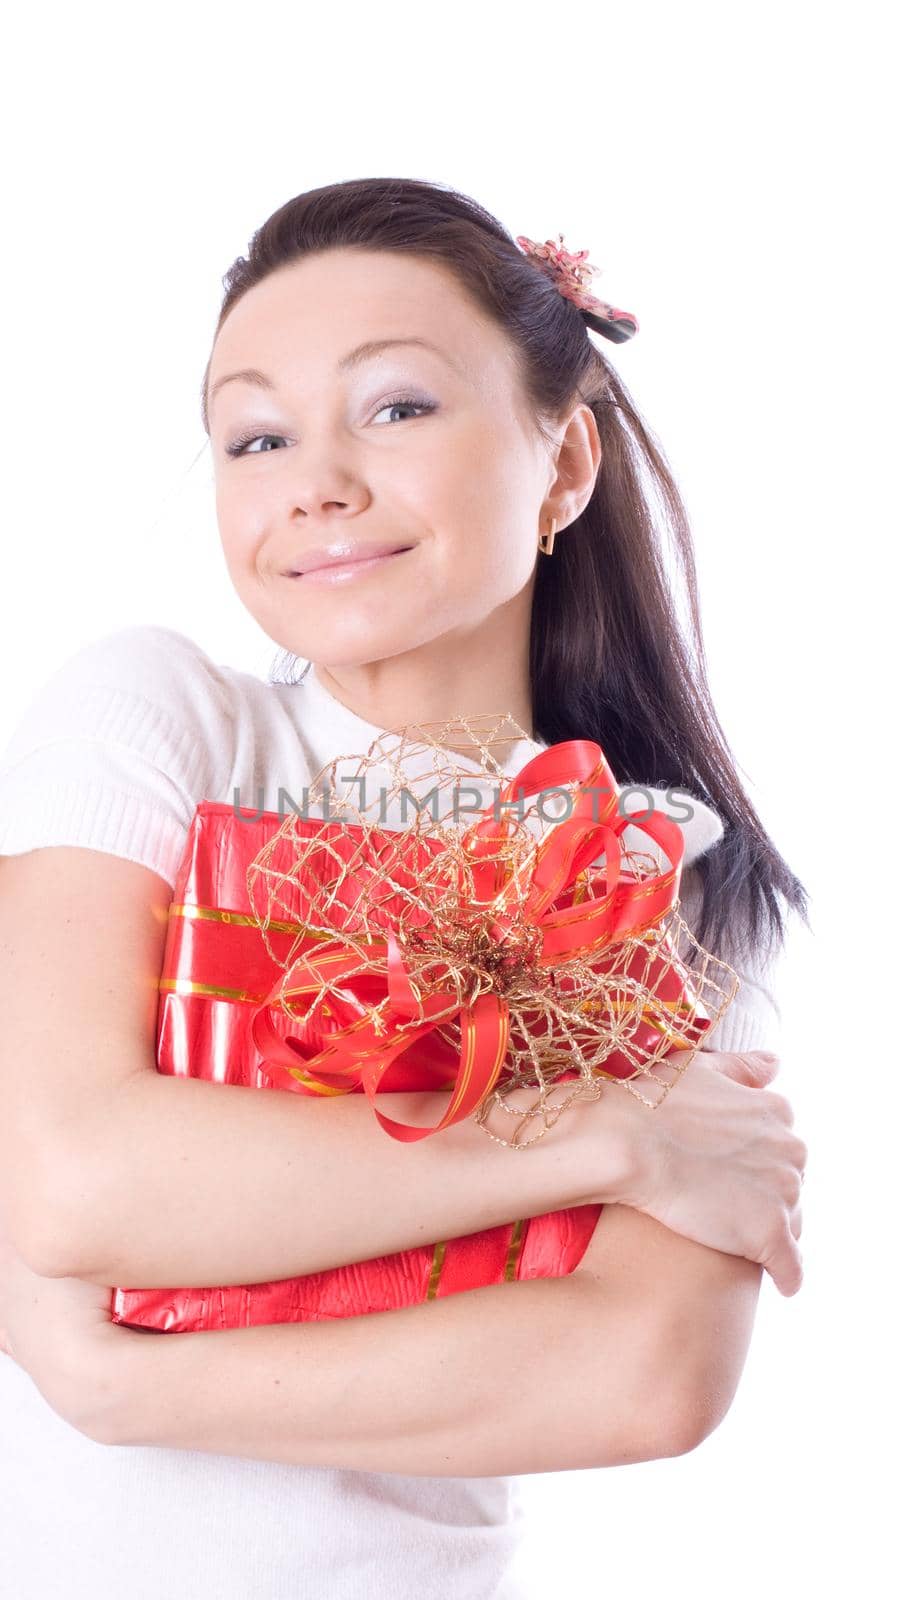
[286,441,370,522]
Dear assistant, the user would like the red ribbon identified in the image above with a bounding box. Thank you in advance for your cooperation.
[248,740,688,1141]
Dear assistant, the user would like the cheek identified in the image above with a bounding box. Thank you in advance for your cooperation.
[427,434,527,547]
[486,528,538,597]
[214,484,263,566]
[214,480,240,545]
[460,451,538,585]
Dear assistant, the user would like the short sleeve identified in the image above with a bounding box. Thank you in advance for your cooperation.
[0,626,234,890]
[677,864,786,1055]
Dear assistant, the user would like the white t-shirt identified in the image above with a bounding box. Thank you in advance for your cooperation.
[0,626,784,1599]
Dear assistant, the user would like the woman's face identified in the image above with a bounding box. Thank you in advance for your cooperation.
[206,248,587,672]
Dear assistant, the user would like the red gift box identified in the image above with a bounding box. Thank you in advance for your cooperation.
[110,738,733,1333]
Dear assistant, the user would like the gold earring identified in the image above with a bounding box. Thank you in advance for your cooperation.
[538,517,558,556]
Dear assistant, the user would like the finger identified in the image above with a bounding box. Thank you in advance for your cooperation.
[789,1200,803,1240]
[762,1225,804,1297]
[712,1050,780,1087]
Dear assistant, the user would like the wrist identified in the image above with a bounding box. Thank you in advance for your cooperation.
[475,1079,641,1210]
[582,1080,662,1209]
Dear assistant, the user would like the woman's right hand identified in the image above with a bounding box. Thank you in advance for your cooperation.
[592,1049,808,1296]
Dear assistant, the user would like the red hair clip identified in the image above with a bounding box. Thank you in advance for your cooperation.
[515,233,639,344]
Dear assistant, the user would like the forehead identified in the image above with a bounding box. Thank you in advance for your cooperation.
[210,248,512,391]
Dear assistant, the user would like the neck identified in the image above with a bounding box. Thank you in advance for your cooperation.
[312,609,535,767]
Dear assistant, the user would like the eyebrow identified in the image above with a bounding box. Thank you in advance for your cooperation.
[208,336,461,407]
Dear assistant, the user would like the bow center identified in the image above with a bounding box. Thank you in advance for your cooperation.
[453,916,545,1000]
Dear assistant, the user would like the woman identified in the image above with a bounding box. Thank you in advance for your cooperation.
[0,177,808,1598]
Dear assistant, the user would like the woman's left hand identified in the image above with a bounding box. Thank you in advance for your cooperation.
[0,1224,126,1442]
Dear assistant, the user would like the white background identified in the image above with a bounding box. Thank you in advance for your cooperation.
[1,2,914,1594]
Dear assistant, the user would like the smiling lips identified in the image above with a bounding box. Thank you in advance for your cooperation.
[286,541,416,579]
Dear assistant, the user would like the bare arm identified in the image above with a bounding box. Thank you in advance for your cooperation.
[0,847,621,1286]
[93,1200,763,1473]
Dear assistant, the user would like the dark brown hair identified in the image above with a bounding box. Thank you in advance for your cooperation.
[201,175,809,970]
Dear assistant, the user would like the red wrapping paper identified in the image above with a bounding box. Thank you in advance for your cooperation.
[109,803,610,1331]
[110,738,724,1333]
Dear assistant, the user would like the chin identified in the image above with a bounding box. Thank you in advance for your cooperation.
[278,628,413,668]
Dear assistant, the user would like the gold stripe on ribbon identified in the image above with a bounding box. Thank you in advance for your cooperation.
[281,1076,353,1096]
[425,1239,447,1301]
[158,976,267,1004]
[168,901,317,937]
[503,1218,526,1281]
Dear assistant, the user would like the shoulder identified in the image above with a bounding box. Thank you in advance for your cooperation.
[0,627,248,889]
[35,624,233,714]
[1,626,243,762]
[0,623,250,807]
